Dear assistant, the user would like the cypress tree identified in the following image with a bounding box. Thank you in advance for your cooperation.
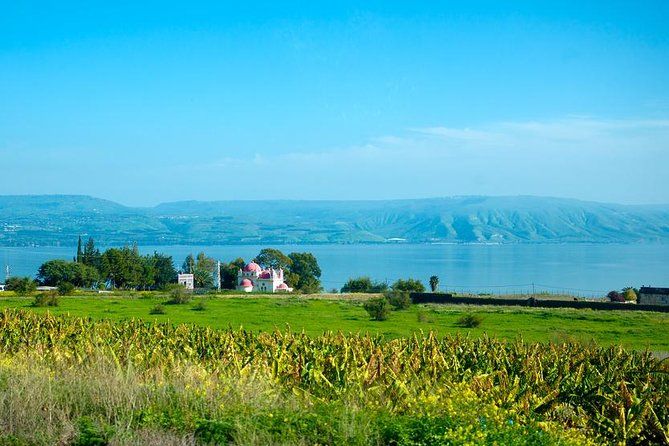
[76,236,83,263]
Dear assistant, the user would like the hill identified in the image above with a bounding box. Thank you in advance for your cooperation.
[0,195,668,246]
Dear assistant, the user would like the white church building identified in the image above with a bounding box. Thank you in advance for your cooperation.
[237,261,293,293]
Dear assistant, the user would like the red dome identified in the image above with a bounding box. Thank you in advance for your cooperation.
[277,283,289,289]
[243,262,261,272]
[259,271,271,279]
[240,278,253,287]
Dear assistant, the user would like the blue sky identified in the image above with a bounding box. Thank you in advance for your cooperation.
[1,1,668,205]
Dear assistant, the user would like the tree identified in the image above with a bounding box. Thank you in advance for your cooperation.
[76,236,83,263]
[623,288,637,302]
[37,260,72,286]
[221,257,245,289]
[392,278,426,293]
[76,263,100,288]
[81,237,102,271]
[341,276,388,293]
[139,255,156,290]
[429,275,439,292]
[255,248,292,270]
[193,252,216,288]
[607,290,624,302]
[5,277,37,296]
[341,276,373,293]
[37,259,99,288]
[287,252,322,293]
[182,254,195,274]
[152,252,176,289]
[101,247,144,289]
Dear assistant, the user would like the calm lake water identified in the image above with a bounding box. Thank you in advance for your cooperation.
[1,244,667,297]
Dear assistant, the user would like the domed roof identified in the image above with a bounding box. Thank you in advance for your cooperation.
[277,283,289,289]
[243,262,261,272]
[259,271,271,279]
[240,278,253,287]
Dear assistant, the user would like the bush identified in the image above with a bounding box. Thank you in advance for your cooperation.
[167,284,191,304]
[57,282,75,296]
[341,276,388,293]
[5,277,37,296]
[623,288,637,302]
[149,304,166,315]
[607,290,625,302]
[391,278,426,293]
[456,314,483,328]
[33,292,59,307]
[192,301,207,312]
[384,290,412,310]
[417,310,435,323]
[363,297,390,321]
[72,417,112,446]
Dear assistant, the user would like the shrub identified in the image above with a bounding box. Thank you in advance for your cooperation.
[391,278,425,293]
[417,310,435,323]
[149,304,166,315]
[363,297,390,321]
[607,290,624,302]
[342,276,388,293]
[167,284,191,304]
[72,417,112,446]
[57,282,75,296]
[456,314,483,328]
[623,288,637,302]
[192,301,207,312]
[5,277,37,296]
[33,292,59,307]
[384,290,412,310]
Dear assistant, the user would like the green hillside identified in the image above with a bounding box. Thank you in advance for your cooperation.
[1,195,668,246]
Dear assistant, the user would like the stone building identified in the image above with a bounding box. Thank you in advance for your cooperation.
[638,287,669,305]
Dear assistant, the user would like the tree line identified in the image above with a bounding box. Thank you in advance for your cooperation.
[38,237,177,290]
[32,239,323,293]
[341,275,440,293]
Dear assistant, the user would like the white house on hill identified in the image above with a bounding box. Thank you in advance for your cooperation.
[237,261,292,293]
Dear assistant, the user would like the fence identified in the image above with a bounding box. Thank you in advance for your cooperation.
[410,293,669,313]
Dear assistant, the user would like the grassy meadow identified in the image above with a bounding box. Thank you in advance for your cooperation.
[0,293,667,445]
[0,292,667,352]
[0,308,667,445]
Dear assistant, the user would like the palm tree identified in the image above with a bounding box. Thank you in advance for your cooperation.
[429,275,439,292]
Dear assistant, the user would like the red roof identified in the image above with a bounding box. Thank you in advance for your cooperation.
[259,271,271,279]
[277,283,289,289]
[240,278,253,287]
[243,262,261,272]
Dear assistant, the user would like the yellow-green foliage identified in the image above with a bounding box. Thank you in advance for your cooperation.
[0,309,666,445]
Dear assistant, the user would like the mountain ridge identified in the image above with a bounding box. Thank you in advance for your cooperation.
[1,194,668,246]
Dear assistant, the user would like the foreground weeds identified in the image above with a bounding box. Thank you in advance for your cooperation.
[0,309,666,445]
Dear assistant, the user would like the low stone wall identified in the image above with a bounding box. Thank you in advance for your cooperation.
[410,293,669,313]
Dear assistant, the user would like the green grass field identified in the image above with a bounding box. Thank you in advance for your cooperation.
[1,292,667,352]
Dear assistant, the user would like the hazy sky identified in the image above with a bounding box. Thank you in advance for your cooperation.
[1,1,668,206]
